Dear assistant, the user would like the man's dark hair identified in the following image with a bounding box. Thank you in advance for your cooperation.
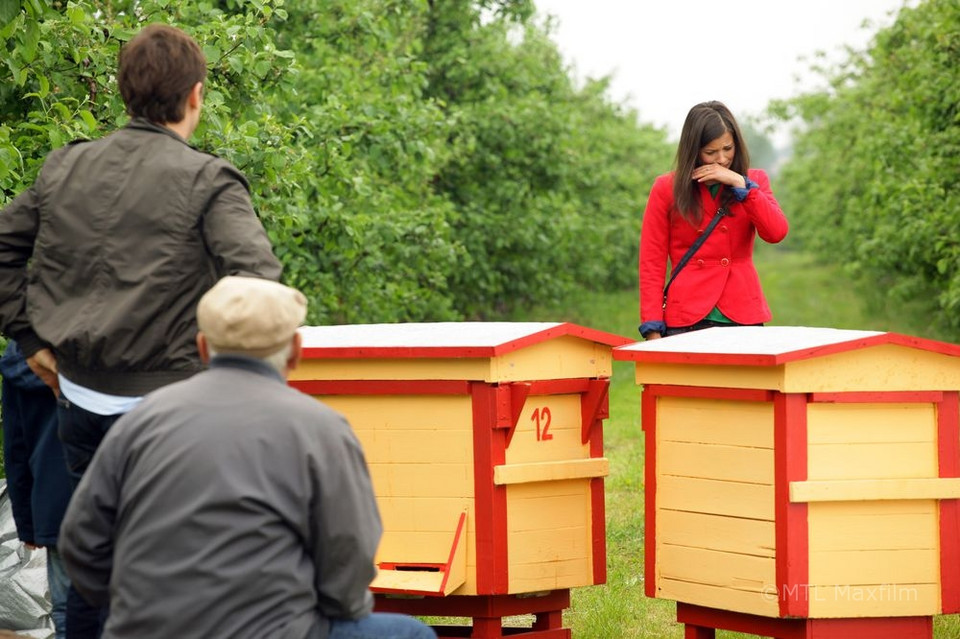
[118,24,208,124]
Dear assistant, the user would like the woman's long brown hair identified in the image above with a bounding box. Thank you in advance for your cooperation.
[672,101,751,226]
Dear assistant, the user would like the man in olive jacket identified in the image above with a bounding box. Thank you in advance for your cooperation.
[0,24,281,638]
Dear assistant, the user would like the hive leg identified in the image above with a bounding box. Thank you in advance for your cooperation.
[684,625,716,639]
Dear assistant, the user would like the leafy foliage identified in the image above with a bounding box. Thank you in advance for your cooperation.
[1,0,672,324]
[773,0,960,337]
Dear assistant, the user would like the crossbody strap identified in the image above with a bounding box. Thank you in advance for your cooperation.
[661,207,728,310]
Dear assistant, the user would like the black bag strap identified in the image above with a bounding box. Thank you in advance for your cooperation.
[661,207,728,310]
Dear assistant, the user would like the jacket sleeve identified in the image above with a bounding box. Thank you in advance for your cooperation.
[58,431,123,607]
[0,187,45,356]
[638,175,672,329]
[199,159,283,282]
[310,416,382,619]
[743,169,788,244]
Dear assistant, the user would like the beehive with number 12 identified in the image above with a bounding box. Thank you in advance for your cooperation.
[614,326,960,639]
[287,322,631,636]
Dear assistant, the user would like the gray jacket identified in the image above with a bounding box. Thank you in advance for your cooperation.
[0,119,281,395]
[59,356,382,639]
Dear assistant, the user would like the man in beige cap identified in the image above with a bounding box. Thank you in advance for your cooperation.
[58,277,436,639]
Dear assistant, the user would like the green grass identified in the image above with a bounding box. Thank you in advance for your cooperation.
[507,247,960,638]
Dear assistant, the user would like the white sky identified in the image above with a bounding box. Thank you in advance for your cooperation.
[532,0,916,144]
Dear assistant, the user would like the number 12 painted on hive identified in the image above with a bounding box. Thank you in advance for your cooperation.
[531,406,553,441]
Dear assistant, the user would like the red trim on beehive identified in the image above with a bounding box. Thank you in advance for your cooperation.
[643,384,772,402]
[580,379,609,445]
[586,382,608,584]
[641,388,658,598]
[373,588,571,619]
[774,393,809,618]
[504,382,531,448]
[471,383,509,594]
[613,329,960,367]
[590,477,607,585]
[938,391,960,614]
[288,379,472,395]
[301,322,632,359]
[810,390,944,404]
[676,603,933,639]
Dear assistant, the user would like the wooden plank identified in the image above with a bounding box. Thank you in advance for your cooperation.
[494,458,608,485]
[657,578,779,618]
[659,544,775,592]
[634,362,784,391]
[807,583,940,618]
[790,478,960,502]
[507,491,590,531]
[368,462,473,498]
[321,395,473,433]
[291,357,492,381]
[784,345,960,393]
[491,336,613,382]
[808,548,938,584]
[808,443,938,480]
[658,475,774,520]
[356,429,475,465]
[807,500,938,551]
[658,510,775,558]
[807,403,937,445]
[508,557,592,592]
[377,497,475,531]
[507,526,589,564]
[658,397,774,448]
[378,531,468,563]
[371,568,446,594]
[658,441,773,485]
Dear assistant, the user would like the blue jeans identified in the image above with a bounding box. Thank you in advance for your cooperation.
[56,397,122,490]
[321,613,436,639]
[57,397,119,639]
[47,548,69,639]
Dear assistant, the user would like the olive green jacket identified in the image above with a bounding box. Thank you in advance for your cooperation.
[0,118,281,395]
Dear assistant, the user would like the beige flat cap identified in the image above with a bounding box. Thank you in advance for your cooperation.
[197,276,307,357]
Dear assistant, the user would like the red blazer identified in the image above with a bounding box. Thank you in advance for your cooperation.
[639,169,788,331]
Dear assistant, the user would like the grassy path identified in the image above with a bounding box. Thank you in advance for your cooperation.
[515,248,960,637]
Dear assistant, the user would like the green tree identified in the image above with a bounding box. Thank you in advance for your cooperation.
[773,0,960,338]
[2,0,673,326]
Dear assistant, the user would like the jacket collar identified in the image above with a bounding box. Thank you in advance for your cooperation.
[208,354,287,384]
[125,117,194,147]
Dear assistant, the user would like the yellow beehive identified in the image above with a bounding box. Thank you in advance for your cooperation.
[615,326,960,638]
[288,322,630,609]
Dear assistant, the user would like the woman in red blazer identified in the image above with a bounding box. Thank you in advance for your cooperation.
[639,101,788,339]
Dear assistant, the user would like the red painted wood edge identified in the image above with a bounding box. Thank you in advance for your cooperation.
[505,382,531,448]
[590,477,607,585]
[938,391,960,613]
[438,511,468,595]
[810,390,944,404]
[471,383,509,594]
[614,330,960,366]
[641,388,657,598]
[676,603,933,639]
[643,384,773,402]
[580,379,609,445]
[374,589,571,618]
[774,392,809,618]
[288,379,471,395]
